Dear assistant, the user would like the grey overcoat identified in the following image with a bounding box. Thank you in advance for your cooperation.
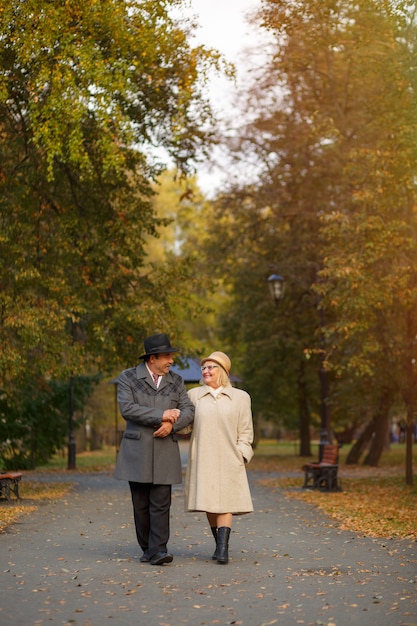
[184,384,254,515]
[114,362,194,485]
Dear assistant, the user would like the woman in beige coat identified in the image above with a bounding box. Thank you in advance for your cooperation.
[184,351,254,564]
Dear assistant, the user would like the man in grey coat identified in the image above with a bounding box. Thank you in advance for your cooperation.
[114,333,194,565]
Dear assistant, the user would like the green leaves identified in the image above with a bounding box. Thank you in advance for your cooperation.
[0,1,221,389]
[1,0,217,179]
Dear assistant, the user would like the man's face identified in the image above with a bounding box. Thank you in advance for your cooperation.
[149,353,175,376]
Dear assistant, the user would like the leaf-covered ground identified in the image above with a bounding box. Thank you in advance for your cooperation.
[256,474,417,539]
[0,481,73,532]
[250,448,417,540]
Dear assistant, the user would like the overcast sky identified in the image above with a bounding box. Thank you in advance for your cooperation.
[180,0,266,194]
[187,0,261,60]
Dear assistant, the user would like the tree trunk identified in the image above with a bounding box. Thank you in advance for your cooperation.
[405,412,414,486]
[345,416,376,465]
[363,409,390,466]
[402,311,416,485]
[297,359,312,457]
[335,423,358,445]
[90,428,102,451]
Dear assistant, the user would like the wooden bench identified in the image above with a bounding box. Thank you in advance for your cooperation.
[302,444,341,491]
[0,472,23,502]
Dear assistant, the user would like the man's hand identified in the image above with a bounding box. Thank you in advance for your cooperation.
[162,409,180,424]
[153,421,173,438]
[153,409,180,438]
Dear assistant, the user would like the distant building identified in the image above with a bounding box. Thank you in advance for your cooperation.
[170,357,202,383]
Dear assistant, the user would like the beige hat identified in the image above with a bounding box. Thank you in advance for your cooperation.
[201,351,231,374]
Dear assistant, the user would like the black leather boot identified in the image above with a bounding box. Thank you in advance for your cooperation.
[210,526,218,560]
[216,526,231,564]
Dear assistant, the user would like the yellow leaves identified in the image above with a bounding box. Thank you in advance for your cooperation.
[125,588,138,596]
[252,443,417,539]
[280,477,416,539]
[0,481,73,531]
[0,503,38,531]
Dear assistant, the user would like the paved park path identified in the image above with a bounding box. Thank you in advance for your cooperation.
[1,448,416,626]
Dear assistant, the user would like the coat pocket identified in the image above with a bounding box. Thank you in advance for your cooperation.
[123,431,142,440]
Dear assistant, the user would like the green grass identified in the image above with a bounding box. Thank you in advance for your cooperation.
[37,446,117,471]
[255,439,301,457]
[254,439,415,467]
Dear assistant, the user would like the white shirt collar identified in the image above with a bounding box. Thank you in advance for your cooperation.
[210,386,223,398]
[145,362,160,386]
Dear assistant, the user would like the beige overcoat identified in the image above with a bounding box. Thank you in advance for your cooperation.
[184,384,254,515]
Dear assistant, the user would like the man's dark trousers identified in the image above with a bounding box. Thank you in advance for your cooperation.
[129,482,171,556]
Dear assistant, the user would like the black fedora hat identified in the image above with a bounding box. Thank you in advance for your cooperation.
[138,333,180,359]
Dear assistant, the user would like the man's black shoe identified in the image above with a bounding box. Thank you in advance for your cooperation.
[150,552,173,565]
[140,553,150,563]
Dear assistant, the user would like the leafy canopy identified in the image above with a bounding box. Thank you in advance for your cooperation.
[0,0,221,386]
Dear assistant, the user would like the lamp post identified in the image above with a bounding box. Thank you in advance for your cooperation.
[267,272,330,460]
[68,376,76,470]
[267,274,285,306]
[67,318,78,470]
[318,317,330,460]
[108,377,120,462]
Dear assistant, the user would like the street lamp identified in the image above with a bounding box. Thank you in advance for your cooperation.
[267,274,285,306]
[267,271,330,460]
[317,309,330,459]
[68,376,76,470]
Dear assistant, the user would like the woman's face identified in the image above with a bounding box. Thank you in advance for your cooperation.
[201,361,220,388]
